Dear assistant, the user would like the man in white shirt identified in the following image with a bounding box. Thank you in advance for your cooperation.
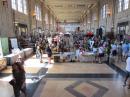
[122,42,129,61]
[75,47,80,61]
[124,55,130,89]
[98,45,104,63]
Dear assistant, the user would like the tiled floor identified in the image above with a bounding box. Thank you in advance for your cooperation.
[48,63,116,74]
[33,78,130,97]
[0,54,130,97]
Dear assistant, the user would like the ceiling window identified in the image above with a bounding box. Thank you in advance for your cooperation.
[35,5,42,21]
[11,0,28,14]
[100,4,109,19]
[118,0,129,12]
[18,0,23,12]
[102,5,106,18]
[23,0,28,14]
[123,0,129,10]
[11,0,17,10]
[118,0,122,12]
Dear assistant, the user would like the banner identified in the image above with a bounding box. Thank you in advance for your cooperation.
[0,39,3,58]
[1,37,9,56]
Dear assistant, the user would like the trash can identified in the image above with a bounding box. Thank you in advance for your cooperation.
[53,55,60,62]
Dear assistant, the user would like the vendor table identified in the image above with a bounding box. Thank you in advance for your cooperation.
[54,52,75,62]
[4,50,24,65]
[80,52,95,62]
[5,48,33,65]
[22,48,33,58]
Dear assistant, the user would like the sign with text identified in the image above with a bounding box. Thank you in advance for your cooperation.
[10,38,18,49]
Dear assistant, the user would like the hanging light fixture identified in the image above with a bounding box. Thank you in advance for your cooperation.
[2,0,8,6]
[32,12,36,18]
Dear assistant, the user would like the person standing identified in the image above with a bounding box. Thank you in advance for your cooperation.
[98,44,104,63]
[39,41,44,63]
[35,41,40,58]
[122,41,129,61]
[106,40,111,63]
[46,45,52,64]
[11,62,27,97]
[99,27,103,39]
[123,55,130,89]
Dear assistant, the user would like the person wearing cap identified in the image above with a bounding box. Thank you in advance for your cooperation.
[123,54,130,89]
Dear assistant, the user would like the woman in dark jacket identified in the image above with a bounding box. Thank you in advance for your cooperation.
[12,62,27,97]
[46,45,52,64]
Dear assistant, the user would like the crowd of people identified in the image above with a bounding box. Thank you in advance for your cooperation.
[33,31,130,65]
[9,31,130,97]
[74,34,130,63]
[35,36,52,64]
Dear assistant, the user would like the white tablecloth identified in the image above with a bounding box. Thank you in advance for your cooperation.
[4,48,33,65]
[55,52,75,62]
[22,48,33,58]
[79,52,95,62]
[4,51,24,65]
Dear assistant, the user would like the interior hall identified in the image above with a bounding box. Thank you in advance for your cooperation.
[0,0,130,97]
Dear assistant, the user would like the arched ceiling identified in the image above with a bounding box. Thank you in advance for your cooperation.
[45,0,98,23]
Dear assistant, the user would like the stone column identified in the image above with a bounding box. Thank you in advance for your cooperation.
[28,0,32,33]
[0,0,14,37]
[48,10,51,31]
[41,1,46,31]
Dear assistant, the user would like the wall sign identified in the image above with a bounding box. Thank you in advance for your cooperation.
[10,38,18,49]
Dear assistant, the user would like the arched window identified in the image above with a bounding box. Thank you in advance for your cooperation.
[18,0,23,12]
[23,0,27,14]
[35,5,42,21]
[118,0,122,12]
[124,0,129,10]
[11,0,17,10]
[11,0,28,14]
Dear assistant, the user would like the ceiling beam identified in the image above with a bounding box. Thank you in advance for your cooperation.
[50,7,88,11]
[52,10,84,13]
[49,4,89,9]
[46,0,98,5]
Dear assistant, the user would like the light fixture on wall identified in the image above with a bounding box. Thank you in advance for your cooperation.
[106,6,111,17]
[107,11,111,17]
[2,0,8,6]
[32,11,38,32]
[32,12,36,18]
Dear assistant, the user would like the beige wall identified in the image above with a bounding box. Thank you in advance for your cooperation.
[82,0,130,35]
[98,0,114,33]
[0,0,57,37]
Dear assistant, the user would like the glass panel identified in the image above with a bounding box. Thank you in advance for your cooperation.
[35,5,42,21]
[23,0,27,14]
[118,0,122,12]
[11,0,17,10]
[124,0,129,10]
[103,5,106,18]
[18,0,23,12]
